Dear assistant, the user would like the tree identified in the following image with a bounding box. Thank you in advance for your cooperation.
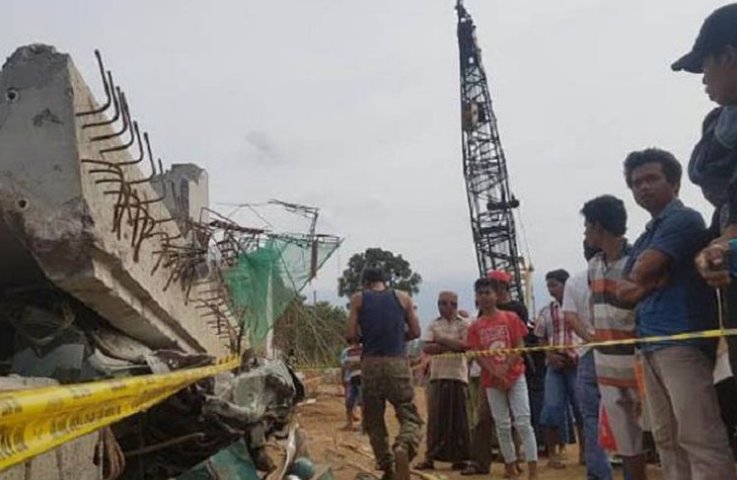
[337,247,422,298]
[272,296,348,367]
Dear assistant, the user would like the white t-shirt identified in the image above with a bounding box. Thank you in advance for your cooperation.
[560,270,591,355]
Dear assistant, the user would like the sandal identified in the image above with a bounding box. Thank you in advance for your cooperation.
[414,460,435,471]
[460,463,489,476]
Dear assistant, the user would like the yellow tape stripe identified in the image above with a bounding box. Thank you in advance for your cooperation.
[0,355,240,472]
[438,328,737,359]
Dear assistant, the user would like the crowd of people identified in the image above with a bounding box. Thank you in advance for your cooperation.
[341,4,737,480]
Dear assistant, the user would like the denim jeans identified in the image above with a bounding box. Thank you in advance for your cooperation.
[540,363,581,430]
[485,375,538,464]
[576,351,613,480]
[345,376,362,409]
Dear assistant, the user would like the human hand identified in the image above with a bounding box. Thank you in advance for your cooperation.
[546,351,567,370]
[695,242,732,288]
[506,354,523,368]
[495,374,512,391]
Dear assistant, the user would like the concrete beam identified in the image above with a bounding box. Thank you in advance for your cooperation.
[0,45,229,356]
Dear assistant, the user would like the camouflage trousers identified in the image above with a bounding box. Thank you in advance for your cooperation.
[361,357,424,470]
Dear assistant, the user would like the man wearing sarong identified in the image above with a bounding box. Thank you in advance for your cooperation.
[415,291,471,471]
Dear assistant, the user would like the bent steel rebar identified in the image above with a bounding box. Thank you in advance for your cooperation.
[75,50,112,117]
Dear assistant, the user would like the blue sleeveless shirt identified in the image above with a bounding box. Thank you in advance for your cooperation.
[358,289,407,357]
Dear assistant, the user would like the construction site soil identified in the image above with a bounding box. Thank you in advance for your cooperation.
[295,384,665,480]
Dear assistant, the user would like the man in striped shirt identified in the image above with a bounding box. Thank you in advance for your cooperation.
[534,269,583,469]
[581,195,647,480]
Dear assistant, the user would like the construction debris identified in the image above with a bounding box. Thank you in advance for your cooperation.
[0,44,340,480]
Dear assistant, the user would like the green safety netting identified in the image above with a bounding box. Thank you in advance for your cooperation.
[223,235,340,347]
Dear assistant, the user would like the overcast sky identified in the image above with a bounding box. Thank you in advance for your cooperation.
[3,0,726,323]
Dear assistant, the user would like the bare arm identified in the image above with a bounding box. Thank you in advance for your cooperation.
[537,335,567,369]
[346,293,362,343]
[421,322,448,354]
[423,342,450,355]
[564,311,593,342]
[397,291,421,340]
[434,334,468,352]
[617,249,671,307]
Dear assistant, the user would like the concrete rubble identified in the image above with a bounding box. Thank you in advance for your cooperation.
[0,44,229,359]
[0,44,239,479]
[0,44,329,480]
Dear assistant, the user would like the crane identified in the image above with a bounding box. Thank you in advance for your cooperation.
[456,0,528,302]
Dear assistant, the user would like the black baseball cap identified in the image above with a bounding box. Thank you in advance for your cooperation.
[671,3,737,73]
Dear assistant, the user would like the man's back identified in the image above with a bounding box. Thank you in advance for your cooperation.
[359,289,407,358]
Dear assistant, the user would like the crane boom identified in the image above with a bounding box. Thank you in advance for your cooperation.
[456,0,525,301]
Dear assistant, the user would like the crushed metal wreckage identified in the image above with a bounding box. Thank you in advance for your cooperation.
[0,44,340,480]
[117,354,309,479]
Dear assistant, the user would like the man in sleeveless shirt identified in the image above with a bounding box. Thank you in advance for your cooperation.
[347,267,423,480]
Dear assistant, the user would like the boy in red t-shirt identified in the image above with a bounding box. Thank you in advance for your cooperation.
[467,277,538,480]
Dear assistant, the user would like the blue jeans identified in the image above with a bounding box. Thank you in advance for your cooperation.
[577,351,613,480]
[540,363,581,430]
[346,376,362,409]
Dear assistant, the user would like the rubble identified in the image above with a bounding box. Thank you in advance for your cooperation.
[114,358,306,479]
[0,44,340,480]
[0,44,229,356]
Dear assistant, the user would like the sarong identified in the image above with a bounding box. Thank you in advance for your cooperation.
[425,379,470,462]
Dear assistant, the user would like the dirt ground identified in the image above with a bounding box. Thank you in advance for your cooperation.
[294,383,665,480]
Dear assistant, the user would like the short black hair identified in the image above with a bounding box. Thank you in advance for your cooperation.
[474,277,500,292]
[581,195,627,236]
[623,148,682,188]
[545,269,570,284]
[362,267,385,285]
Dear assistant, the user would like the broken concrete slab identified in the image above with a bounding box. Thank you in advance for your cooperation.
[0,45,231,356]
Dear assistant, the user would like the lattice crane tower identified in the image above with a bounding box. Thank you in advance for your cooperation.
[456,0,527,301]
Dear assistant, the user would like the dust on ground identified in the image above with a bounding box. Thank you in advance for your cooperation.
[295,383,664,480]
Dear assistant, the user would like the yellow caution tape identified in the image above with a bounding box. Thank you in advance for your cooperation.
[437,327,737,359]
[0,355,240,472]
[294,364,338,371]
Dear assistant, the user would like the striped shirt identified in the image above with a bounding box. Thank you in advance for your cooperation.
[588,245,637,388]
[534,300,580,360]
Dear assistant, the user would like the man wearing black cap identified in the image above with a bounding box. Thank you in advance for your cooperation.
[673,4,737,380]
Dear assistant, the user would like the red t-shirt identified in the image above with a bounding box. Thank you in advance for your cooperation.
[467,311,528,389]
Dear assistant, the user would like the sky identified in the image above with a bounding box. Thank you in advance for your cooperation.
[2,0,727,324]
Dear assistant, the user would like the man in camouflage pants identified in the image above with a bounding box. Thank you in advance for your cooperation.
[347,267,423,480]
